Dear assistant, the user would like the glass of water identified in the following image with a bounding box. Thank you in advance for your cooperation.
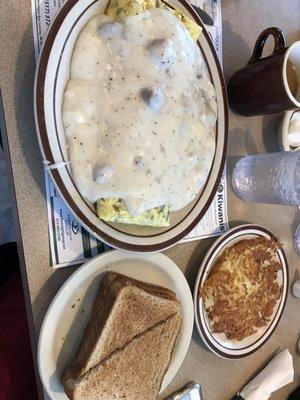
[232,151,300,205]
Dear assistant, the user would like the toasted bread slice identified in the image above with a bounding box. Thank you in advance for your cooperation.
[64,313,181,400]
[63,272,181,382]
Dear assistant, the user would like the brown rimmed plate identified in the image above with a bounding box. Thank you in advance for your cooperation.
[34,0,228,252]
[193,224,289,359]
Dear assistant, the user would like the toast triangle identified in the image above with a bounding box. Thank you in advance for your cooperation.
[63,272,181,382]
[64,313,182,400]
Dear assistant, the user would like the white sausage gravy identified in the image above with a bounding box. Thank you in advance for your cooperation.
[63,8,217,216]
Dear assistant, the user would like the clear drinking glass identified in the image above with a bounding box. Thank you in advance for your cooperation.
[232,151,300,205]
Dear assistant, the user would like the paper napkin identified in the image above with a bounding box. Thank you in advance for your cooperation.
[239,349,294,400]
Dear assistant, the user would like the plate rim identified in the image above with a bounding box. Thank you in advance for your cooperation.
[193,224,289,359]
[33,0,229,252]
[38,250,194,399]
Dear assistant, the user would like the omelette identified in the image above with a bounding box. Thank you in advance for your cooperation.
[96,0,202,227]
[106,0,202,41]
[63,0,217,228]
[97,199,170,227]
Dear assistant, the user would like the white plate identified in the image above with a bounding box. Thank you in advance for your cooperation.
[34,0,228,252]
[193,224,288,359]
[38,250,194,399]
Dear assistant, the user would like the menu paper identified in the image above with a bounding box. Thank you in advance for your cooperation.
[31,0,228,268]
[44,170,111,268]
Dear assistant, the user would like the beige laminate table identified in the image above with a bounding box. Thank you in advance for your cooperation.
[0,0,300,399]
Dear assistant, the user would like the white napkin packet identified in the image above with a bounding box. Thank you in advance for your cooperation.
[240,349,294,400]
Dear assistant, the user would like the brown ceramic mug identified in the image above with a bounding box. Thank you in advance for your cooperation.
[228,27,300,116]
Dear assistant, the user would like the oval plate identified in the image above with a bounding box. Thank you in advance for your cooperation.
[34,0,228,252]
[193,224,288,359]
[38,250,194,399]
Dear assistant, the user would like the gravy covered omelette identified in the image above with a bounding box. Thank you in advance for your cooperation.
[63,0,217,226]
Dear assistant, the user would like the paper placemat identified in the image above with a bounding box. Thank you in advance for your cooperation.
[31,0,228,268]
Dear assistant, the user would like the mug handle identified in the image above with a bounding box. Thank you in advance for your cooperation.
[248,27,286,64]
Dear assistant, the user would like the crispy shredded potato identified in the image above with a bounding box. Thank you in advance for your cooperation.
[200,237,283,341]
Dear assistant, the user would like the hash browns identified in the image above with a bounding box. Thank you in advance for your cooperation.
[200,237,283,341]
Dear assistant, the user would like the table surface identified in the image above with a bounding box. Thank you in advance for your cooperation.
[1,0,300,399]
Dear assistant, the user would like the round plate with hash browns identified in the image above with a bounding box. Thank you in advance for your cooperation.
[193,224,288,359]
